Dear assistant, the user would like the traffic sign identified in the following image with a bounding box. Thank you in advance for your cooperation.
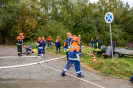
[105,12,114,23]
[105,12,114,61]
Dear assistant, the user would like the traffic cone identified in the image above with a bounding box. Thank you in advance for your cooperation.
[93,54,96,62]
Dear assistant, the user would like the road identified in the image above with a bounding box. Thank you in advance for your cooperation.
[0,46,132,88]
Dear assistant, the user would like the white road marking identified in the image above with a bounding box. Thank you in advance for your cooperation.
[41,64,105,88]
[0,56,40,58]
[0,56,66,69]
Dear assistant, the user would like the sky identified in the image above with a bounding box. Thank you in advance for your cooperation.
[89,0,133,7]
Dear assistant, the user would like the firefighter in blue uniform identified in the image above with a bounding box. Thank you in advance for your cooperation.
[55,36,61,53]
[24,45,34,54]
[17,33,24,56]
[42,37,46,54]
[93,36,101,55]
[61,37,84,77]
[64,33,72,61]
[37,37,43,56]
[47,36,52,49]
[129,75,133,83]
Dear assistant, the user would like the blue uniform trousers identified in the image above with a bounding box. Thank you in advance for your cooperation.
[62,59,82,76]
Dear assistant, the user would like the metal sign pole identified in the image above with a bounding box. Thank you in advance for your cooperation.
[110,23,113,61]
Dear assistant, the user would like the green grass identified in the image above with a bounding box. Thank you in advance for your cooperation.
[81,47,133,79]
[26,42,132,79]
[45,45,133,79]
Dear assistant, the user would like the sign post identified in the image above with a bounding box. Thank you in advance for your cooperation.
[105,12,114,61]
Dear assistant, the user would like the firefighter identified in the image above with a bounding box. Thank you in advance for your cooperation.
[93,36,101,55]
[90,38,94,48]
[42,37,46,54]
[61,37,84,77]
[78,35,81,56]
[129,75,133,83]
[55,36,61,53]
[17,33,24,56]
[37,37,43,56]
[24,45,34,54]
[47,36,52,49]
[64,33,72,61]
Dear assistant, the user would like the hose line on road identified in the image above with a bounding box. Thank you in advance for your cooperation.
[0,55,66,69]
[40,64,105,88]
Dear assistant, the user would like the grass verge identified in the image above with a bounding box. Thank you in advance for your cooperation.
[45,45,133,79]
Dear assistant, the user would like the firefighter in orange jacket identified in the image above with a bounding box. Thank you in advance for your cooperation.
[47,36,52,49]
[61,37,84,77]
[55,36,61,53]
[37,37,43,56]
[64,33,72,61]
[24,45,34,54]
[17,33,24,56]
[42,37,46,54]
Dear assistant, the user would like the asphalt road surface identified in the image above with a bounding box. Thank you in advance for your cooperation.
[0,46,132,88]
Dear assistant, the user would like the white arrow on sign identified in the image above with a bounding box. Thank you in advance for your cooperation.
[105,12,114,23]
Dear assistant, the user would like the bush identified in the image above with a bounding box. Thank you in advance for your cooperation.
[25,41,38,49]
[35,21,69,46]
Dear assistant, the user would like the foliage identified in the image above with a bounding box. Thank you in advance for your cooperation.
[35,21,68,45]
[0,0,133,46]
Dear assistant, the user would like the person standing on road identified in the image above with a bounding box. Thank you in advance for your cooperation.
[37,37,43,56]
[90,38,94,48]
[93,36,101,55]
[42,37,46,54]
[55,36,61,53]
[47,36,52,49]
[17,33,24,56]
[61,37,84,77]
[64,33,72,61]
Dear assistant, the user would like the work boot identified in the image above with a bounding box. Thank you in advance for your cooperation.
[18,53,22,56]
[77,75,84,77]
[61,73,66,76]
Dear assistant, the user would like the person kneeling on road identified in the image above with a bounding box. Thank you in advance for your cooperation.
[61,37,84,77]
[24,45,34,54]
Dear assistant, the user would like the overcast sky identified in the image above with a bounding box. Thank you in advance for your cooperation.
[89,0,133,7]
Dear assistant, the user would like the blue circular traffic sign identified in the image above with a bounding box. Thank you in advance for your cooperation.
[105,12,114,23]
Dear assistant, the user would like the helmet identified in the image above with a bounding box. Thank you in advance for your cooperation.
[73,37,79,41]
[67,33,71,36]
[78,35,81,37]
[20,33,23,36]
[38,37,41,41]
